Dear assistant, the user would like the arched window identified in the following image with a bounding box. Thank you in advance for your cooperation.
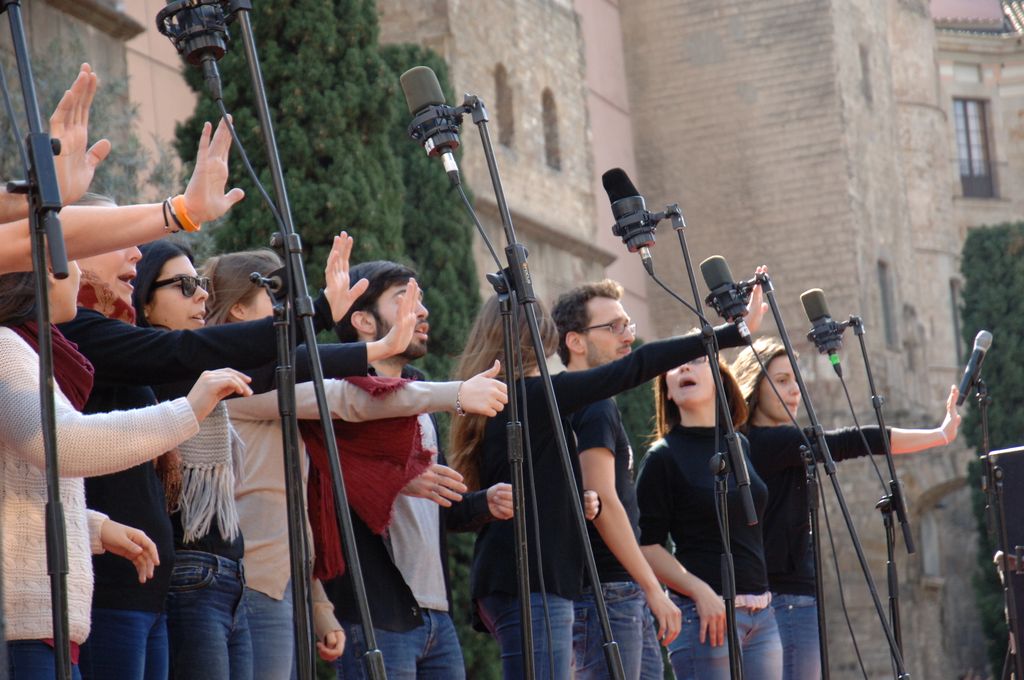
[495,64,514,147]
[542,88,561,170]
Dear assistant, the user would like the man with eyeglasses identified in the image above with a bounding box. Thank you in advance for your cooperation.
[552,280,682,680]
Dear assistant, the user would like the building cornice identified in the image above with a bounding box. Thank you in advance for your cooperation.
[44,0,145,41]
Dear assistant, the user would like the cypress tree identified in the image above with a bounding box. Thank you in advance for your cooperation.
[174,0,405,286]
[960,222,1024,676]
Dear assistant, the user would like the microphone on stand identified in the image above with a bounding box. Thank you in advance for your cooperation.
[400,66,464,186]
[601,168,662,273]
[801,288,848,376]
[956,330,993,406]
[700,255,754,340]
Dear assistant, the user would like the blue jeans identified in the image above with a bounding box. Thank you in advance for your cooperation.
[478,592,574,680]
[165,551,252,680]
[80,609,168,680]
[771,593,820,680]
[244,585,297,680]
[334,609,465,680]
[667,593,782,680]
[573,581,664,679]
[8,641,82,680]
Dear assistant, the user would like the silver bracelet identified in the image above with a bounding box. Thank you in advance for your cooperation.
[455,383,466,417]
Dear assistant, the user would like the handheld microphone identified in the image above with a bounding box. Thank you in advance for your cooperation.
[700,255,752,339]
[601,168,660,270]
[800,288,846,375]
[400,66,463,185]
[956,330,993,406]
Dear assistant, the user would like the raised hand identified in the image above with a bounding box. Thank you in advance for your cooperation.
[182,117,245,224]
[745,264,769,334]
[51,63,111,205]
[186,368,253,421]
[458,360,509,417]
[100,520,159,584]
[940,384,962,445]
[401,463,468,508]
[370,279,418,360]
[324,231,369,322]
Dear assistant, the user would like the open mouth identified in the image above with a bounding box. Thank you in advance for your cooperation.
[117,272,135,290]
[191,311,207,324]
[414,324,429,341]
[678,376,698,388]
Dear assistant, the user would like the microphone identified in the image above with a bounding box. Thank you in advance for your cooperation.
[250,266,287,299]
[400,66,462,186]
[156,1,230,100]
[601,168,660,271]
[700,255,752,339]
[800,288,846,375]
[956,330,993,406]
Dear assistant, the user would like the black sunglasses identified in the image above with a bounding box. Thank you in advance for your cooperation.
[152,274,210,297]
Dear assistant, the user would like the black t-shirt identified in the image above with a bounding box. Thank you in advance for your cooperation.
[637,425,770,596]
[572,398,638,584]
[745,424,888,595]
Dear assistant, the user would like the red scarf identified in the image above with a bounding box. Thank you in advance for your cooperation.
[76,269,136,325]
[300,375,433,580]
[11,321,94,411]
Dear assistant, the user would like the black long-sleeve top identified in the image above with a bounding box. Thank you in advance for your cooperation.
[637,425,770,595]
[59,302,366,611]
[470,325,744,604]
[745,424,889,596]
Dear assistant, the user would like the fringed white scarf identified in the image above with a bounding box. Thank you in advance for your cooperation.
[174,402,242,543]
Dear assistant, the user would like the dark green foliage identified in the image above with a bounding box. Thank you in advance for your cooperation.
[616,338,657,469]
[960,222,1024,676]
[174,0,406,288]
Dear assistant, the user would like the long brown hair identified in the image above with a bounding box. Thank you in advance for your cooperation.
[448,294,558,491]
[201,249,283,327]
[653,357,748,440]
[730,337,792,431]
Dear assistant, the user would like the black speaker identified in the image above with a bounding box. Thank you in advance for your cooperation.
[987,445,1024,675]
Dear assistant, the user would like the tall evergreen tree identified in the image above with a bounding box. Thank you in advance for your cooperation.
[174,1,405,285]
[960,222,1024,676]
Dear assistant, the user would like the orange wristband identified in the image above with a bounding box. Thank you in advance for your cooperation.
[170,194,201,232]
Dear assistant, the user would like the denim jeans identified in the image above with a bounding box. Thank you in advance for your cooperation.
[666,593,782,680]
[573,581,664,679]
[80,608,168,680]
[8,641,82,680]
[244,585,297,680]
[771,593,821,680]
[478,592,574,680]
[334,609,465,680]
[165,551,252,680]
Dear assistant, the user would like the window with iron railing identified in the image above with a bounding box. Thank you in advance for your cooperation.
[954,98,995,198]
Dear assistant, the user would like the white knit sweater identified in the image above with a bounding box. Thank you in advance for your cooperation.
[0,327,200,643]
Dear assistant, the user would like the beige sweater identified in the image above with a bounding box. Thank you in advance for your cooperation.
[0,328,200,643]
[227,378,460,637]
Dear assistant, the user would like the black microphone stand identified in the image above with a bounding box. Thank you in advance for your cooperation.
[666,205,757,680]
[156,3,386,678]
[760,276,910,678]
[979,381,1024,680]
[848,315,913,660]
[487,275,536,680]
[462,93,625,680]
[2,2,72,677]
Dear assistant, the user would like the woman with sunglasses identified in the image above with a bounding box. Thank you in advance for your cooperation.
[636,350,781,680]
[447,278,765,680]
[729,338,961,680]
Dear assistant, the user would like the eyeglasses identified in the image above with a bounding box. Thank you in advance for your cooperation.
[152,274,210,297]
[581,319,636,337]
